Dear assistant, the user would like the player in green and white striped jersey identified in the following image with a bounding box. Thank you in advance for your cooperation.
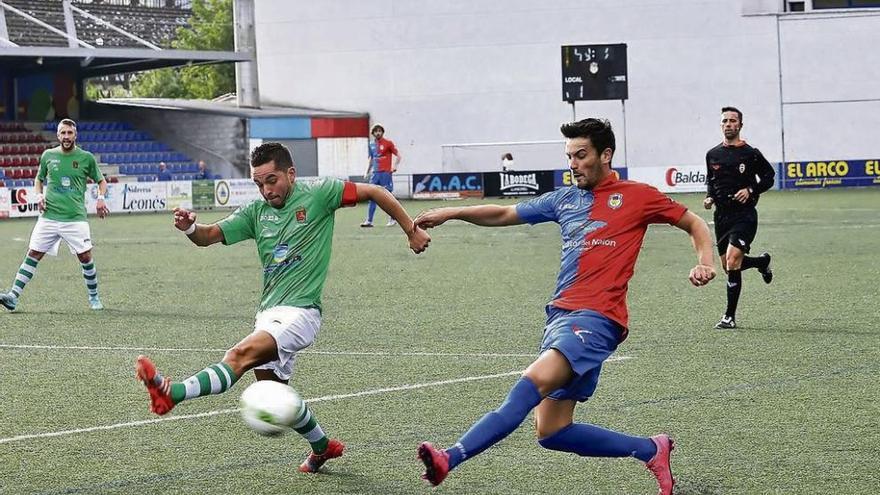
[0,119,109,312]
[136,142,430,473]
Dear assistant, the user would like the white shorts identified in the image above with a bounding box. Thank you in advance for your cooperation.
[252,305,322,381]
[29,217,93,256]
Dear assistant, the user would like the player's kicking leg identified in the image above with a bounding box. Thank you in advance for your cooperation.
[133,333,261,416]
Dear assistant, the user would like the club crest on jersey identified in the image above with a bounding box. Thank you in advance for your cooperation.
[295,207,307,223]
[608,193,623,209]
[711,163,720,171]
[739,162,746,173]
[272,243,289,264]
[72,161,79,169]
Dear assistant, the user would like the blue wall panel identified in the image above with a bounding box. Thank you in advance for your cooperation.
[250,117,312,139]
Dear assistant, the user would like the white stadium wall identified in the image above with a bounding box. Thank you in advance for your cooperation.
[253,0,880,175]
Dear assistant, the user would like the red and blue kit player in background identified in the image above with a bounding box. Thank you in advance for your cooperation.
[361,123,401,227]
[414,119,716,495]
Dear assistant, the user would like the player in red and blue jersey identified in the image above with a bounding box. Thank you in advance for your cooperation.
[414,119,716,495]
[361,123,401,227]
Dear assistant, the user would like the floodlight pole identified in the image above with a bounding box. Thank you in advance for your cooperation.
[234,0,261,109]
[775,14,787,189]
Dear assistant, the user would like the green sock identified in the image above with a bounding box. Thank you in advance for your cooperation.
[293,402,329,453]
[81,261,98,297]
[11,255,39,298]
[169,362,238,404]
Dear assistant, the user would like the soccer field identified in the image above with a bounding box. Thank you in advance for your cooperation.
[0,189,878,495]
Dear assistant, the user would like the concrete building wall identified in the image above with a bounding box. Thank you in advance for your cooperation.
[253,0,880,173]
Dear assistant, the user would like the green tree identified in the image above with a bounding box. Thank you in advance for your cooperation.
[131,0,234,99]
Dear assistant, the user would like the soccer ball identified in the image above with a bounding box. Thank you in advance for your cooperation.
[239,380,303,436]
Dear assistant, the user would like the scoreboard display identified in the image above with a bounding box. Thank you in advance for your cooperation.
[561,44,628,102]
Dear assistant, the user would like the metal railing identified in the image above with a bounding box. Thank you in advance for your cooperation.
[71,0,192,9]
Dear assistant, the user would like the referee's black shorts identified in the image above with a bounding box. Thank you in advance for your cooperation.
[714,207,758,255]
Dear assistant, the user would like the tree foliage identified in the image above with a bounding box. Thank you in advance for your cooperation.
[130,0,235,99]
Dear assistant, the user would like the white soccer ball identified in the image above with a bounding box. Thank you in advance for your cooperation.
[239,380,303,436]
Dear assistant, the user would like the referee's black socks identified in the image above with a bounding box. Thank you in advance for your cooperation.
[725,269,742,319]
[741,254,769,271]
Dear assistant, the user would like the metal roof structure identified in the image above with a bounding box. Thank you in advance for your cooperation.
[0,0,249,77]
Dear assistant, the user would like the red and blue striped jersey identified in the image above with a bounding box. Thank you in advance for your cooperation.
[516,174,687,338]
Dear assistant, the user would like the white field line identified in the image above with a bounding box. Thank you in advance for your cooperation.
[0,343,537,358]
[0,357,631,445]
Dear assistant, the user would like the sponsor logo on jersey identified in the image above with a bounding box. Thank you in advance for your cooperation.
[260,213,280,223]
[295,207,307,223]
[272,243,289,264]
[61,177,71,188]
[265,244,302,275]
[608,193,623,209]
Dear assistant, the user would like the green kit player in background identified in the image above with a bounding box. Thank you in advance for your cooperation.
[0,118,109,312]
[135,142,431,473]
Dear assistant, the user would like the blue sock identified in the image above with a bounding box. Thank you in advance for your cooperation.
[367,201,377,222]
[445,377,542,470]
[538,423,657,462]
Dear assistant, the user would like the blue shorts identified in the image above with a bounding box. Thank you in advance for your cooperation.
[370,171,393,191]
[539,307,622,402]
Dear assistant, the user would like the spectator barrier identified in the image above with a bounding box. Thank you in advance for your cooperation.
[4,162,876,219]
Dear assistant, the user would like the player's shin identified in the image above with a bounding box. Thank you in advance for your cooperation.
[538,423,657,461]
[81,260,98,297]
[725,269,742,318]
[10,255,39,299]
[170,362,239,404]
[291,402,329,453]
[445,376,542,470]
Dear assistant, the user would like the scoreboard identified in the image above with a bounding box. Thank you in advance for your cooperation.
[561,44,628,102]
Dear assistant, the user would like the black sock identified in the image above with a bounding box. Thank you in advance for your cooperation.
[741,256,759,270]
[725,270,742,318]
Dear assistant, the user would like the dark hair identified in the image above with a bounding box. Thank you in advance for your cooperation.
[721,106,743,122]
[251,142,294,170]
[560,118,616,159]
[502,153,513,160]
[58,118,77,130]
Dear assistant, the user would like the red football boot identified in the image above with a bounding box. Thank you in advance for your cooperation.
[299,438,345,473]
[646,434,675,495]
[418,442,450,487]
[135,355,175,415]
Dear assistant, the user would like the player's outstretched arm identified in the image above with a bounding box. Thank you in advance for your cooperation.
[173,207,224,247]
[415,204,522,229]
[674,211,716,287]
[354,184,430,253]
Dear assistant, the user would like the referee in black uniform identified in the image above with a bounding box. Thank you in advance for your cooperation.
[704,107,775,329]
